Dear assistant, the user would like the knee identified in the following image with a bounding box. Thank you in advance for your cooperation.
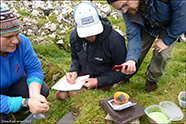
[68,88,86,98]
[0,113,9,123]
[161,51,172,60]
[44,86,50,98]
[56,91,68,101]
[41,82,50,98]
[154,50,171,63]
[68,91,77,98]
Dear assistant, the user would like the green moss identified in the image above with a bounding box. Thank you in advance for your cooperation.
[62,34,70,52]
[39,15,48,19]
[43,63,61,84]
[70,0,81,2]
[61,28,73,52]
[38,55,63,84]
[51,2,56,6]
[107,16,125,31]
[48,14,59,23]
[37,19,49,28]
[56,24,60,29]
[63,34,69,43]
[55,35,60,41]
[95,1,107,5]
[15,7,31,17]
[27,36,40,45]
[64,28,73,35]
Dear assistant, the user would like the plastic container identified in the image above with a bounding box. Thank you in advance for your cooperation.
[178,91,186,108]
[159,101,184,121]
[20,113,45,124]
[144,105,173,124]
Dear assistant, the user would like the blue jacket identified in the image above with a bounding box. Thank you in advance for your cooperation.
[108,0,186,63]
[69,17,127,87]
[0,33,43,114]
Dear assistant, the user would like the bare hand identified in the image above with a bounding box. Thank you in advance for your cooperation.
[82,78,98,89]
[28,98,49,114]
[66,71,77,84]
[32,94,48,103]
[153,39,168,52]
[121,60,136,75]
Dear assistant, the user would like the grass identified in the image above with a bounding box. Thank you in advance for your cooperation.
[10,13,185,124]
[33,43,71,71]
[33,37,185,124]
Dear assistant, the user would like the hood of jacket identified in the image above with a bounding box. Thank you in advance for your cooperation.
[97,17,113,43]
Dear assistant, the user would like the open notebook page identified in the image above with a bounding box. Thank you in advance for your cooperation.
[52,75,90,91]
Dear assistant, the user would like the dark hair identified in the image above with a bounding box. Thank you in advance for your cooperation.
[16,35,21,49]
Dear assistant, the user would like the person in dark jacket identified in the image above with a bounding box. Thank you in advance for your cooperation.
[56,2,127,100]
[107,0,186,93]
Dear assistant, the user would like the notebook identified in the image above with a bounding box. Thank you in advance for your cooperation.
[51,75,90,91]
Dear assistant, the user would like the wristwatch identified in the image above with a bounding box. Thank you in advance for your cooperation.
[21,98,29,108]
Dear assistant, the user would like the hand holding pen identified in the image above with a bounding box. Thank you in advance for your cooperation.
[62,68,77,84]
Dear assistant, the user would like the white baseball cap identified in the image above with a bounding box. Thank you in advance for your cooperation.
[74,2,103,38]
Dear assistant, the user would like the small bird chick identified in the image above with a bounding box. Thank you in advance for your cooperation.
[116,94,126,103]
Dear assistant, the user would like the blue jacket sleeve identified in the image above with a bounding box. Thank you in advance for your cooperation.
[163,1,186,46]
[0,95,22,114]
[20,34,43,86]
[122,13,142,63]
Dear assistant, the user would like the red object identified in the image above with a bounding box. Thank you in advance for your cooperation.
[112,65,128,70]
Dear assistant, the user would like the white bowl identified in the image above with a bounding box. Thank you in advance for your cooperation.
[178,91,186,108]
[159,101,184,121]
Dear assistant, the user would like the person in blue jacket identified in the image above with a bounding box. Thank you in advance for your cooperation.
[107,0,186,93]
[0,2,50,122]
[56,2,127,100]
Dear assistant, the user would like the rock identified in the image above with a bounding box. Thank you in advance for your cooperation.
[52,73,61,81]
[115,28,124,36]
[56,40,64,45]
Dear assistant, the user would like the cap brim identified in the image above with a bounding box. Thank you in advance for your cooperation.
[77,21,103,38]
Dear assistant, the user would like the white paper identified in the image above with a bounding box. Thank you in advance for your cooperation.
[51,75,90,91]
[108,99,137,111]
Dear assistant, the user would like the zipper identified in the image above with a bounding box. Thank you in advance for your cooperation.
[86,44,89,73]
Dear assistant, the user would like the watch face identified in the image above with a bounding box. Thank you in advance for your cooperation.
[22,104,28,108]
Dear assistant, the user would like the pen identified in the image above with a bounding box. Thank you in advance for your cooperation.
[62,68,68,74]
[62,68,72,79]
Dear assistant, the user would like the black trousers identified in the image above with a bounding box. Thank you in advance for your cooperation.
[0,73,49,123]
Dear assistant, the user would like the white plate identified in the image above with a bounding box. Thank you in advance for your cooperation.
[108,99,136,111]
[159,101,184,121]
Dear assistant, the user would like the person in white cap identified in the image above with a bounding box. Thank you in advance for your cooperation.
[0,2,49,122]
[56,2,127,101]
